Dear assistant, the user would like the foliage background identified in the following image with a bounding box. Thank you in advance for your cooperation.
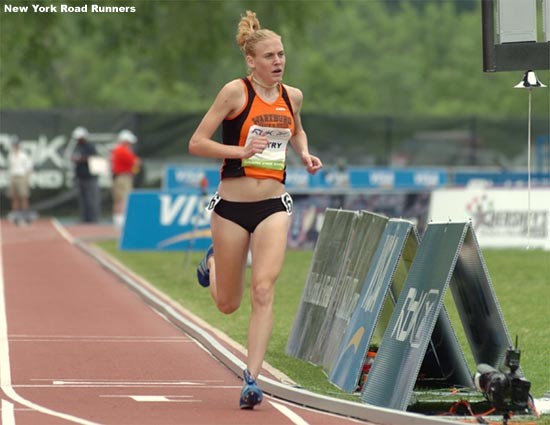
[1,0,549,118]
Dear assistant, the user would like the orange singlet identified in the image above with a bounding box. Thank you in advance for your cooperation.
[221,77,295,183]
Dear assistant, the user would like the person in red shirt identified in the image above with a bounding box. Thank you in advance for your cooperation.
[111,129,140,228]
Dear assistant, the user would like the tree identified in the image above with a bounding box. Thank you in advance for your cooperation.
[1,0,548,117]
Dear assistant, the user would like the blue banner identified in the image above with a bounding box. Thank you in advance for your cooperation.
[163,165,448,191]
[454,171,550,186]
[163,166,221,191]
[120,189,212,251]
[349,168,447,188]
[164,165,316,190]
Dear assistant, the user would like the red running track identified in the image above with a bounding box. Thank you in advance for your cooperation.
[0,219,373,425]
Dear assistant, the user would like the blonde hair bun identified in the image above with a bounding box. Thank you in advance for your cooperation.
[236,10,260,51]
[236,10,279,56]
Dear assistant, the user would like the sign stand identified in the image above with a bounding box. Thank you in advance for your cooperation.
[330,220,472,393]
[361,222,518,411]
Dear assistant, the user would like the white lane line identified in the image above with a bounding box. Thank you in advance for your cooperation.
[12,384,241,390]
[50,379,226,386]
[10,337,190,343]
[101,395,201,403]
[52,218,75,244]
[2,399,15,425]
[0,222,102,424]
[269,400,311,425]
[11,335,188,339]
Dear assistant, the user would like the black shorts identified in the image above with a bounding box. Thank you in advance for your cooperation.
[207,192,293,234]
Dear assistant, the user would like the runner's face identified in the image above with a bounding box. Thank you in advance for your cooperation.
[248,37,285,84]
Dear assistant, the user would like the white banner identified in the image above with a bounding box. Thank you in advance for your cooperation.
[428,188,550,250]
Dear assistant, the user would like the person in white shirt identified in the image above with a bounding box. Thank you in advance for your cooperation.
[8,139,33,221]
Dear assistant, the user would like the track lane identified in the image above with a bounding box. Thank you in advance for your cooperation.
[1,219,373,425]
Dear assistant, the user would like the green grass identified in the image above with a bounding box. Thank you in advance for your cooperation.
[444,250,550,400]
[96,242,550,420]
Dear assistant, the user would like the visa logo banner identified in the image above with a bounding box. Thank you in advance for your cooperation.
[163,166,221,191]
[120,190,212,251]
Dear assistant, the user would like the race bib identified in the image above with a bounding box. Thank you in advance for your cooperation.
[241,125,291,171]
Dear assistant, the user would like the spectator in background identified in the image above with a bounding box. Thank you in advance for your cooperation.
[7,138,33,225]
[71,126,101,223]
[110,129,140,229]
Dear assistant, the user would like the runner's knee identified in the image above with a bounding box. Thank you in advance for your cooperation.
[250,283,274,309]
[215,298,241,315]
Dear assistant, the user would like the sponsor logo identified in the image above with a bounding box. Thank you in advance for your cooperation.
[413,171,441,187]
[251,114,292,128]
[173,169,205,186]
[466,194,548,238]
[344,326,365,354]
[325,171,349,188]
[0,132,115,189]
[158,194,210,227]
[304,272,337,307]
[250,127,291,139]
[369,170,395,187]
[391,288,440,348]
[360,234,399,313]
[122,192,212,250]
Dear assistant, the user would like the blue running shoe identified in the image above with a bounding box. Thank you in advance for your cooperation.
[197,245,214,287]
[239,369,263,409]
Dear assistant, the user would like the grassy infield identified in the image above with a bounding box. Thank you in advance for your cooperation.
[97,241,549,423]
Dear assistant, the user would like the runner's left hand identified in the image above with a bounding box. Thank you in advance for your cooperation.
[302,154,323,175]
